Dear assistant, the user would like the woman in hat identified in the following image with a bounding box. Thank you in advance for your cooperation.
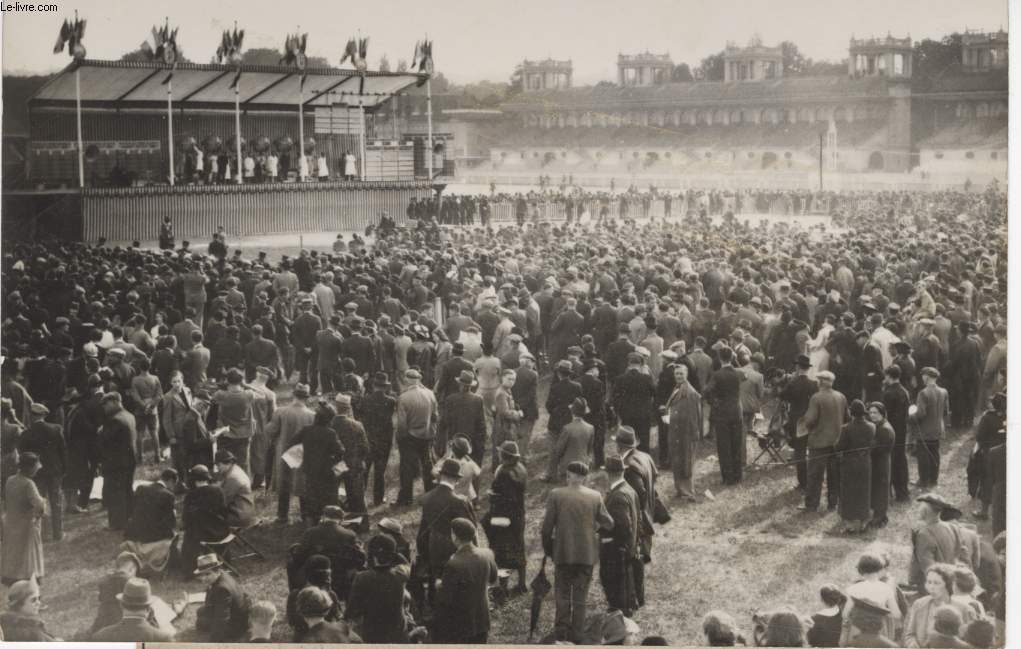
[834,400,875,534]
[0,579,59,641]
[1,452,46,586]
[0,397,24,501]
[867,402,895,528]
[432,435,482,503]
[481,441,528,594]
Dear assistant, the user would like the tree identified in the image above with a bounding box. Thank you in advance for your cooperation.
[780,41,807,76]
[429,71,451,93]
[699,50,726,81]
[802,59,847,76]
[671,63,694,82]
[240,47,283,65]
[121,48,191,63]
[379,55,391,72]
[913,33,962,81]
[396,59,408,72]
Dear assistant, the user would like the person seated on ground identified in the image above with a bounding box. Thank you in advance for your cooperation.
[805,584,844,647]
[701,610,746,646]
[923,605,969,648]
[377,517,413,565]
[903,564,975,648]
[91,577,179,641]
[431,435,482,503]
[122,468,179,576]
[960,618,996,649]
[194,552,253,642]
[0,579,60,641]
[596,609,641,645]
[247,600,277,642]
[950,568,985,619]
[346,533,412,643]
[293,586,362,643]
[845,596,897,648]
[290,505,365,601]
[755,607,807,647]
[841,552,903,644]
[89,551,142,635]
[214,449,255,528]
[179,464,230,576]
[286,554,342,635]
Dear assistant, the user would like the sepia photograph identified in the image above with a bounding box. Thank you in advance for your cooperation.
[0,0,1013,645]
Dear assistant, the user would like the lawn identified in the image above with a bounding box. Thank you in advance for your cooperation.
[36,374,985,645]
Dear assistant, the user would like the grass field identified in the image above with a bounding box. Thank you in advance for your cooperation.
[35,373,986,644]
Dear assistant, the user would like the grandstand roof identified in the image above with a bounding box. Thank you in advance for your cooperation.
[911,69,1009,97]
[28,59,428,111]
[501,76,893,111]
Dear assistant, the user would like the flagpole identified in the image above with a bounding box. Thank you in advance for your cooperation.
[167,78,175,186]
[298,80,305,180]
[75,65,85,188]
[235,81,243,184]
[359,98,366,181]
[426,77,433,179]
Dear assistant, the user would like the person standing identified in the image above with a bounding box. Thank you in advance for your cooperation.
[665,363,702,500]
[867,402,895,529]
[702,346,745,485]
[128,358,163,465]
[835,400,875,534]
[265,383,315,524]
[345,534,410,643]
[800,371,846,513]
[549,398,594,481]
[416,459,476,603]
[579,358,608,469]
[600,456,640,617]
[432,518,498,643]
[482,441,528,592]
[881,366,912,502]
[286,405,345,524]
[212,369,260,475]
[493,369,524,469]
[779,355,818,491]
[615,426,657,609]
[911,367,949,489]
[361,373,397,507]
[100,392,137,532]
[17,404,66,541]
[541,461,614,643]
[331,394,369,516]
[1,453,46,586]
[614,352,656,453]
[396,368,440,506]
[248,366,276,490]
[438,370,487,466]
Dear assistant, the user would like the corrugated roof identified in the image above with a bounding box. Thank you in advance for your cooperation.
[502,76,893,111]
[29,59,428,110]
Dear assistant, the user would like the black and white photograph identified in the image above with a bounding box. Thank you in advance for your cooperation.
[0,0,1014,645]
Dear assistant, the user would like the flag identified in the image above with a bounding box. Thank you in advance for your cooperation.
[230,68,242,90]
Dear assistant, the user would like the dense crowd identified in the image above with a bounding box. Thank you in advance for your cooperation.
[0,183,1008,645]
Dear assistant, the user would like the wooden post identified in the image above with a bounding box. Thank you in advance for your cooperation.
[167,79,175,186]
[75,65,85,188]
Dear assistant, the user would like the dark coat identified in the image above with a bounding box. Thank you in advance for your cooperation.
[181,484,229,573]
[417,483,476,572]
[614,369,655,424]
[545,377,583,436]
[779,374,818,435]
[622,448,657,554]
[125,481,176,543]
[703,365,743,422]
[196,571,251,641]
[433,545,499,642]
[836,417,875,522]
[360,390,397,451]
[605,338,636,382]
[440,391,487,451]
[871,421,895,520]
[550,309,585,363]
[90,572,130,634]
[297,620,361,643]
[100,408,137,476]
[332,415,369,472]
[289,424,345,489]
[482,461,527,569]
[513,366,539,420]
[18,420,66,482]
[92,616,175,642]
[346,567,409,643]
[862,341,885,401]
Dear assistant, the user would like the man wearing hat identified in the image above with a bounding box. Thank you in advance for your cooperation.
[779,355,818,491]
[439,370,488,467]
[546,360,583,449]
[909,494,964,591]
[432,518,498,643]
[549,397,594,481]
[703,346,745,485]
[314,315,344,394]
[891,341,918,397]
[540,461,613,643]
[844,596,897,647]
[346,534,411,643]
[600,456,640,617]
[291,298,323,389]
[361,372,398,506]
[331,393,369,516]
[91,577,177,641]
[945,320,983,429]
[434,340,475,405]
[514,353,540,457]
[416,458,476,603]
[291,505,364,601]
[285,553,341,634]
[214,449,256,528]
[605,323,637,387]
[800,371,846,512]
[265,383,316,523]
[911,367,950,489]
[179,465,230,575]
[613,351,656,453]
[17,402,66,541]
[194,552,254,641]
[100,391,137,532]
[549,297,585,366]
[396,368,439,505]
[614,425,657,607]
[912,318,944,375]
[89,550,144,634]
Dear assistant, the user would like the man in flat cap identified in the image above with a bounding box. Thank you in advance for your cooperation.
[541,460,613,643]
[911,367,950,489]
[17,402,66,540]
[703,346,745,485]
[417,458,476,604]
[600,455,640,617]
[613,352,657,453]
[432,518,498,643]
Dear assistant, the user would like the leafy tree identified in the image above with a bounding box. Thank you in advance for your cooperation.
[699,50,726,81]
[803,59,847,76]
[379,55,391,72]
[396,59,408,72]
[671,63,694,82]
[239,47,282,65]
[780,41,807,75]
[913,33,962,80]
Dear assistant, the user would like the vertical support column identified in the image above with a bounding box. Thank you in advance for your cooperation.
[426,77,434,178]
[75,66,85,188]
[298,81,305,180]
[235,82,243,184]
[167,79,175,186]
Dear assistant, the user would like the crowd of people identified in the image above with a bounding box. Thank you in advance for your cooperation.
[0,181,1008,645]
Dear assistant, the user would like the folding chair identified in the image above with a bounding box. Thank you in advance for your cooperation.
[201,521,266,575]
[748,429,790,468]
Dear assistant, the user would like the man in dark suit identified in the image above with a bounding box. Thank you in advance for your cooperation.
[600,456,639,617]
[314,316,344,393]
[100,392,137,532]
[293,506,365,601]
[433,342,474,404]
[291,299,323,388]
[859,331,885,403]
[417,459,476,602]
[194,553,253,641]
[346,534,411,643]
[361,373,397,506]
[340,324,376,377]
[541,461,614,643]
[432,518,498,643]
[605,324,636,387]
[18,402,67,540]
[944,321,983,429]
[125,469,178,544]
[591,297,619,356]
[613,353,656,452]
[580,359,608,468]
[615,426,657,608]
[439,371,487,465]
[703,346,745,484]
[779,355,818,491]
[91,577,177,641]
[881,365,911,501]
[549,297,585,365]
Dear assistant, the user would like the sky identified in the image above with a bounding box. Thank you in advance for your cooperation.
[0,0,1008,84]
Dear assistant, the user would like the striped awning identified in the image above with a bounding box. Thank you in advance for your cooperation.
[30,59,428,110]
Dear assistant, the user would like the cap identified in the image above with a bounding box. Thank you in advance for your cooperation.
[451,435,473,456]
[188,464,212,481]
[920,367,940,379]
[850,596,890,617]
[555,360,573,374]
[322,505,346,521]
[566,461,589,476]
[498,441,521,458]
[29,403,50,416]
[293,383,311,397]
[795,354,812,369]
[372,372,391,387]
[297,586,333,617]
[628,351,644,364]
[405,368,423,380]
[214,449,236,464]
[378,517,403,535]
[916,493,962,518]
[368,534,398,568]
[334,393,353,408]
[450,517,477,541]
[816,371,836,382]
[457,370,477,385]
